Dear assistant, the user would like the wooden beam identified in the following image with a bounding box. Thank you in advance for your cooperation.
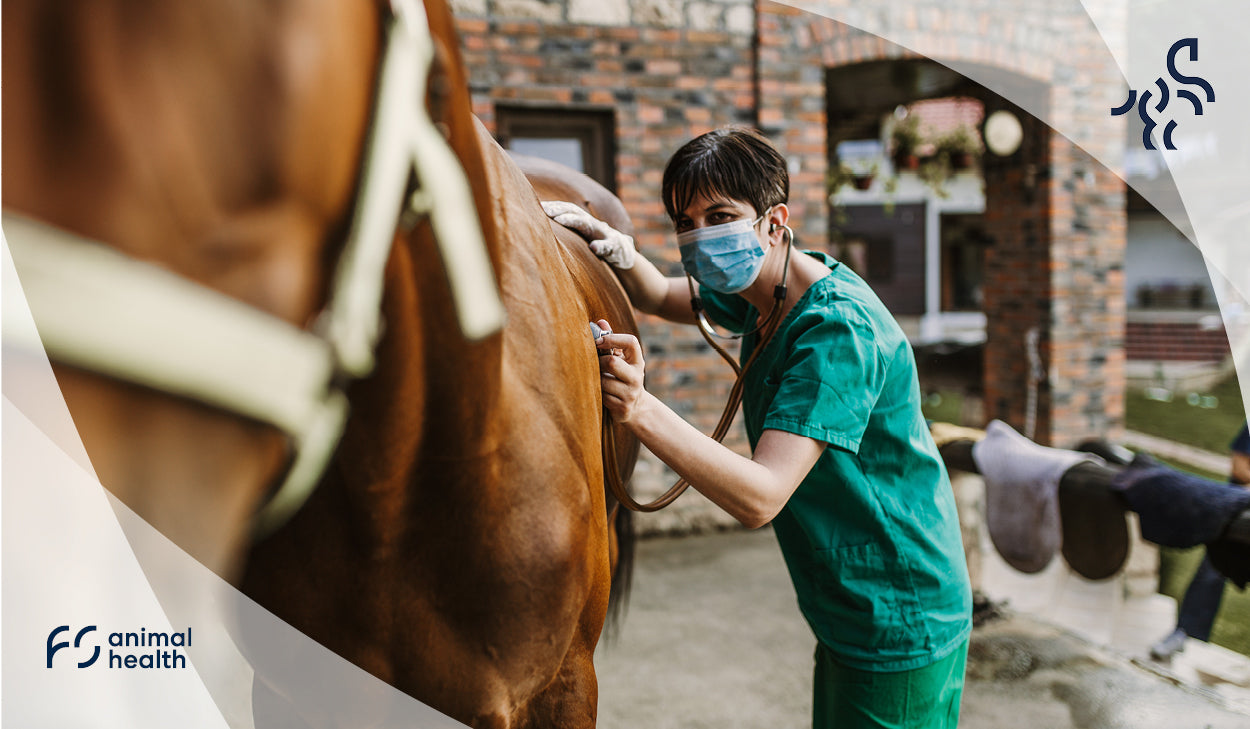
[937,439,1250,548]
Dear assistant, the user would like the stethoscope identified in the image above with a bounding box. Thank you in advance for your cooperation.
[602,222,796,513]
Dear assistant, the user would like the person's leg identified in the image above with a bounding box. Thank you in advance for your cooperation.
[812,641,967,729]
[1176,552,1227,642]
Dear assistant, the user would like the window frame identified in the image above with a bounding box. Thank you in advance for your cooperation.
[495,106,618,193]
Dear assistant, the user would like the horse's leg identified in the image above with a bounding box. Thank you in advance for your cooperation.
[516,618,602,729]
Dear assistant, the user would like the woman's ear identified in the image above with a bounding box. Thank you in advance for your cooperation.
[767,204,790,244]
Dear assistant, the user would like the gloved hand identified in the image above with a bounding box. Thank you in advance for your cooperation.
[542,201,636,269]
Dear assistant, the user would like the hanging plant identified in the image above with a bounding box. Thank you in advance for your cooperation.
[826,160,879,194]
[890,114,924,171]
[917,154,953,199]
[851,169,876,190]
[826,164,855,195]
[936,126,982,170]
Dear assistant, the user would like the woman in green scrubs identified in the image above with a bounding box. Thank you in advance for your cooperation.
[546,127,971,728]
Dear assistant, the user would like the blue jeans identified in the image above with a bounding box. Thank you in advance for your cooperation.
[1177,552,1226,641]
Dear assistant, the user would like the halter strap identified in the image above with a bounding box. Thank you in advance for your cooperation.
[1,0,505,536]
[327,0,505,376]
[3,213,350,535]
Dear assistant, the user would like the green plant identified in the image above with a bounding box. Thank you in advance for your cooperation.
[936,126,981,168]
[826,163,855,195]
[917,154,953,198]
[826,160,878,195]
[890,115,924,168]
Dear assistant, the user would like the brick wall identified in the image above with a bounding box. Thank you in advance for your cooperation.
[982,100,1056,440]
[455,0,761,529]
[757,0,1129,446]
[452,0,1130,521]
[1126,321,1232,362]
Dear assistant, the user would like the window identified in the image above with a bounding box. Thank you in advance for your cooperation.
[833,235,894,285]
[939,214,988,312]
[830,203,924,315]
[495,107,617,193]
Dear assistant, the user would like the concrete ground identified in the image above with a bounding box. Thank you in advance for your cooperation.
[594,528,1250,729]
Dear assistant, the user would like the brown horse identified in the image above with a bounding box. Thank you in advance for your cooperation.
[4,0,417,579]
[5,0,638,726]
[511,150,642,608]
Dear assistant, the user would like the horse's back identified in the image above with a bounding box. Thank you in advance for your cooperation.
[509,152,634,236]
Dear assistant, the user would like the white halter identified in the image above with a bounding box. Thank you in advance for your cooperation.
[1,0,505,535]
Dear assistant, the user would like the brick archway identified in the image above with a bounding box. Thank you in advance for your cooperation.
[453,0,1127,461]
[758,2,1127,445]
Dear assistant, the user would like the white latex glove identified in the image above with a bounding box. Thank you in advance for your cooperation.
[542,200,636,269]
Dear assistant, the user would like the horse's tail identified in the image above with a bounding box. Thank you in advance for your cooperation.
[604,502,634,641]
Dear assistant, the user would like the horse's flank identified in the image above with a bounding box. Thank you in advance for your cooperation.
[240,122,637,727]
[514,151,642,630]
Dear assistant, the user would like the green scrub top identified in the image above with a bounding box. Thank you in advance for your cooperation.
[700,250,971,672]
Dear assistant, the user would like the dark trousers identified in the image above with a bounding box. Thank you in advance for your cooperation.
[1177,552,1226,641]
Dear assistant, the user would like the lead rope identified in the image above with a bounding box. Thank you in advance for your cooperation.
[603,231,793,512]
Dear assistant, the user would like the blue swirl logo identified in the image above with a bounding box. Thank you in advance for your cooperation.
[1112,38,1215,150]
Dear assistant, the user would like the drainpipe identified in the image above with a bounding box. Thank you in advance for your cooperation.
[752,0,761,129]
[922,199,942,342]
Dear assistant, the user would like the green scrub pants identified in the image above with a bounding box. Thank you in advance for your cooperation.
[812,639,968,729]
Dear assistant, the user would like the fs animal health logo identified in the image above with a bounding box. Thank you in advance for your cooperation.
[47,624,192,670]
[1111,38,1215,150]
[46,625,100,668]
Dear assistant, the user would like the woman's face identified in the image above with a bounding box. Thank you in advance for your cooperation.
[671,192,762,235]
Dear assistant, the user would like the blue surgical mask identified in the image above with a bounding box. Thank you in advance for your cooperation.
[677,214,768,294]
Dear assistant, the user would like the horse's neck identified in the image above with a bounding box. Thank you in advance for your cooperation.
[368,131,551,454]
[2,0,384,580]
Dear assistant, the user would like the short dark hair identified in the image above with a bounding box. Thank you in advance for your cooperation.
[661,127,789,222]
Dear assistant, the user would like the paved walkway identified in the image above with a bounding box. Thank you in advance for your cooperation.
[595,528,1250,729]
[1121,430,1231,475]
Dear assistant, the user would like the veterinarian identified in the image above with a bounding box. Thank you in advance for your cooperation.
[546,127,971,729]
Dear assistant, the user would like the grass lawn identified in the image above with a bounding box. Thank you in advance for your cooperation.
[923,373,1250,657]
[920,391,966,426]
[1124,373,1246,453]
[1158,545,1250,659]
[1124,373,1248,657]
